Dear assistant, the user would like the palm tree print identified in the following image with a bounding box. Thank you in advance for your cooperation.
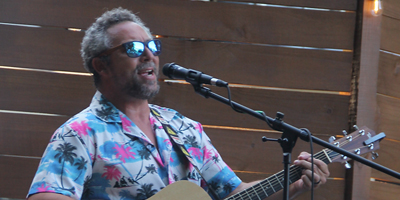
[174,121,191,135]
[95,106,116,121]
[135,147,151,180]
[136,183,158,200]
[54,142,77,189]
[138,147,151,160]
[119,190,135,200]
[183,135,199,148]
[82,176,94,198]
[212,155,220,163]
[74,156,88,181]
[145,164,157,174]
[223,182,234,195]
[208,181,221,195]
[102,165,122,181]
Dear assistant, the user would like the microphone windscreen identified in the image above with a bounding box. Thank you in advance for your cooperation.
[162,63,175,78]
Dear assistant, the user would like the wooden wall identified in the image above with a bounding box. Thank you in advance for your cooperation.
[0,0,388,199]
[370,0,400,199]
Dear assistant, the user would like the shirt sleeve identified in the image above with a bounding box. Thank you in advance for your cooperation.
[197,122,242,199]
[27,122,93,200]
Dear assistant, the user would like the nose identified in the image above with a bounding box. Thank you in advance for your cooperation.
[139,47,157,63]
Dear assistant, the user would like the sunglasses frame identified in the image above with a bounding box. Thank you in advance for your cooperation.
[97,39,161,58]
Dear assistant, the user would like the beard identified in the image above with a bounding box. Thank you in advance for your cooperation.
[116,62,160,100]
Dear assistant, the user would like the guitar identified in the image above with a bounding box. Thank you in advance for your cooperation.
[149,126,384,200]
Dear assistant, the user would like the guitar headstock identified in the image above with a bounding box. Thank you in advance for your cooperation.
[328,126,385,164]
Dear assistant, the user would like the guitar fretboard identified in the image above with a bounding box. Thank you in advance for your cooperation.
[225,150,336,200]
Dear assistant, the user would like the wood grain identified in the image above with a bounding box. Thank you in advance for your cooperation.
[0,0,356,49]
[376,94,400,141]
[377,51,400,98]
[0,25,84,72]
[0,68,95,116]
[370,138,400,182]
[381,16,400,54]
[0,68,350,136]
[0,156,40,199]
[0,113,69,156]
[383,0,400,20]
[225,0,358,11]
[159,39,353,91]
[347,0,382,198]
[0,25,353,91]
[370,180,400,200]
[151,82,350,135]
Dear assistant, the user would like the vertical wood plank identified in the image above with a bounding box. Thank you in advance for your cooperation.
[347,0,382,199]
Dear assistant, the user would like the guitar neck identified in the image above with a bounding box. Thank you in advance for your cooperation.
[225,150,334,200]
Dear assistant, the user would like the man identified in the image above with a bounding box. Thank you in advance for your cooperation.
[27,8,329,200]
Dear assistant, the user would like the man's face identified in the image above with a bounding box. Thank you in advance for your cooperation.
[105,21,160,99]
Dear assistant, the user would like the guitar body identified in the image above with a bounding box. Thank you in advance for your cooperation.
[148,180,212,200]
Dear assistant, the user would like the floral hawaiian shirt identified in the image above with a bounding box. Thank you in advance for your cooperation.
[27,91,242,200]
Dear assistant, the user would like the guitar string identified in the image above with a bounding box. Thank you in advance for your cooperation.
[228,130,371,200]
[230,152,328,200]
[232,132,372,200]
[237,148,333,199]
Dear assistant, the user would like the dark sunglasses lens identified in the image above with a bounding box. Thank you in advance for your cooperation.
[148,40,161,56]
[125,42,145,58]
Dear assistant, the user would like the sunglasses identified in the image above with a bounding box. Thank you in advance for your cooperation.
[98,39,162,58]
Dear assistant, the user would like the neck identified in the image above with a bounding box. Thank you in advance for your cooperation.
[98,87,150,121]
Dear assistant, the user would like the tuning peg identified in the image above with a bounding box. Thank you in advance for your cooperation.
[372,152,379,160]
[368,143,374,150]
[342,130,348,136]
[329,136,336,143]
[353,125,359,130]
[345,161,351,169]
[354,148,361,155]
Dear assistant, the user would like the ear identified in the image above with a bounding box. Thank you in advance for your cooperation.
[92,57,108,75]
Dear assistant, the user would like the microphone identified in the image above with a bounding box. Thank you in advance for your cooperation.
[162,63,228,87]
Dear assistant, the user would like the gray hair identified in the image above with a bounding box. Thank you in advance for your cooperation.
[80,7,153,86]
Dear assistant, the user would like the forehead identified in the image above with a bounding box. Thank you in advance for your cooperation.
[107,21,151,45]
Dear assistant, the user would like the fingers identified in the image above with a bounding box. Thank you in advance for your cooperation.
[293,151,330,190]
[295,152,330,176]
[301,169,323,189]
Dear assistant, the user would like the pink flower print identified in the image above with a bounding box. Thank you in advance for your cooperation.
[188,147,203,160]
[70,121,91,137]
[37,183,54,192]
[113,144,136,163]
[120,115,133,132]
[203,146,213,160]
[102,165,122,180]
[193,122,203,133]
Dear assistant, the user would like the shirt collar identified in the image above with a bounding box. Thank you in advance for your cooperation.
[90,91,121,123]
[90,91,178,123]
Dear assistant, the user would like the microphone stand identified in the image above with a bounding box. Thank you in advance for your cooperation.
[191,84,400,200]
